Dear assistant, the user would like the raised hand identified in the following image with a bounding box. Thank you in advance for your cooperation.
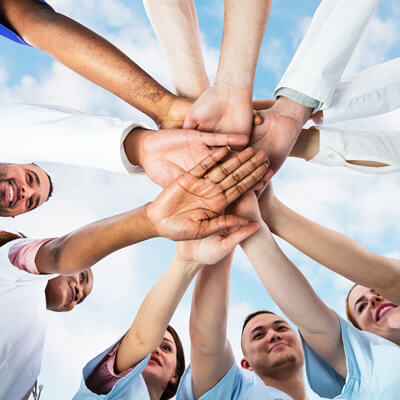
[183,85,253,145]
[146,147,269,240]
[124,127,249,187]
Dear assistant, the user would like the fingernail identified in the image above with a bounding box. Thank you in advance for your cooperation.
[225,146,231,152]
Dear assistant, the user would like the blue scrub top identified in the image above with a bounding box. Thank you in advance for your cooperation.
[73,341,151,400]
[177,361,292,400]
[302,315,400,399]
[0,0,49,45]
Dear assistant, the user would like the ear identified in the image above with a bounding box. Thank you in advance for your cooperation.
[240,357,253,371]
[169,372,179,385]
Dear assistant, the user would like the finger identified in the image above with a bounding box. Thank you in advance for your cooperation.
[189,147,230,178]
[197,215,250,238]
[201,132,249,148]
[205,147,256,183]
[218,150,269,191]
[183,113,197,129]
[224,163,268,204]
[221,222,260,250]
[262,168,275,183]
[252,99,275,111]
[253,112,263,126]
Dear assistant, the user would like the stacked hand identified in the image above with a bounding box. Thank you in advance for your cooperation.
[146,146,268,241]
[126,128,248,188]
[183,85,254,146]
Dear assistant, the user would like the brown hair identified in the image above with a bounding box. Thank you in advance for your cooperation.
[345,283,361,329]
[0,230,25,247]
[161,325,186,400]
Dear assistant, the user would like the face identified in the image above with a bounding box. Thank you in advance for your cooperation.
[347,285,400,342]
[142,330,178,390]
[241,313,304,378]
[45,269,94,312]
[0,163,51,217]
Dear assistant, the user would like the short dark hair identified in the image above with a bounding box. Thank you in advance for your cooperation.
[161,325,186,400]
[242,310,275,334]
[0,230,26,247]
[31,163,53,201]
[45,171,54,200]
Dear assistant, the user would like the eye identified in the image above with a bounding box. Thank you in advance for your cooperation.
[253,332,264,340]
[27,173,33,186]
[79,272,85,283]
[26,197,33,210]
[358,303,367,313]
[162,344,172,352]
[276,326,288,332]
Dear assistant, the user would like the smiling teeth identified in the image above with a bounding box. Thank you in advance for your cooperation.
[378,305,394,320]
[9,185,14,203]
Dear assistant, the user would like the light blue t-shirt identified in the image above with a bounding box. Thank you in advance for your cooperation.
[73,344,151,400]
[0,0,48,45]
[303,315,400,400]
[176,361,292,400]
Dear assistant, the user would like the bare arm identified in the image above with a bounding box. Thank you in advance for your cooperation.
[116,220,258,373]
[260,189,400,305]
[190,255,235,399]
[143,0,210,99]
[116,256,202,372]
[0,0,185,127]
[184,0,272,138]
[35,147,268,275]
[235,192,346,377]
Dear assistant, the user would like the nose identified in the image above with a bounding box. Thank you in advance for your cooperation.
[266,330,281,343]
[20,185,34,199]
[369,293,383,308]
[74,284,83,303]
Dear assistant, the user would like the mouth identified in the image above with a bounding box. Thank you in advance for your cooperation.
[149,354,161,366]
[268,342,289,353]
[67,282,75,305]
[376,303,397,322]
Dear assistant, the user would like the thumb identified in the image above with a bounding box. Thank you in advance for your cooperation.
[221,222,260,250]
[183,111,198,129]
[197,214,250,238]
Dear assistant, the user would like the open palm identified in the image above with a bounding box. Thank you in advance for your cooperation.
[146,147,268,241]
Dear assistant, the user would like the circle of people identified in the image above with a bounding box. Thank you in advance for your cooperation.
[1,0,399,399]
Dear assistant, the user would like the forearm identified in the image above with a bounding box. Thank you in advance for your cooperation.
[36,205,156,275]
[190,254,234,399]
[266,201,400,303]
[4,0,176,124]
[116,256,201,372]
[216,0,271,90]
[143,0,210,99]
[191,254,233,354]
[241,225,336,334]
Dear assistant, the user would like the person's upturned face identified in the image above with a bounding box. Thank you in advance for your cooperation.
[142,330,178,390]
[45,269,94,312]
[348,285,400,341]
[0,163,51,217]
[241,313,304,377]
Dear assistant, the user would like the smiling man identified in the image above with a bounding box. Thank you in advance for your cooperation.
[0,162,53,217]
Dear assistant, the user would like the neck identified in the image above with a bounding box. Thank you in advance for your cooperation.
[260,366,307,400]
[144,376,166,400]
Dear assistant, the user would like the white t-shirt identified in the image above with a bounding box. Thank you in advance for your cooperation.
[0,239,57,400]
[1,103,145,174]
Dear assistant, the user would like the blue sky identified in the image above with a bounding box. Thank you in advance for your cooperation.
[1,1,400,399]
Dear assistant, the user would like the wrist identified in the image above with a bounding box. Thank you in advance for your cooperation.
[142,202,159,239]
[124,127,150,167]
[290,127,320,161]
[275,96,313,127]
[175,256,204,275]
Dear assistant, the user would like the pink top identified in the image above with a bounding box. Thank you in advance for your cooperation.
[8,238,53,274]
[86,341,134,394]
